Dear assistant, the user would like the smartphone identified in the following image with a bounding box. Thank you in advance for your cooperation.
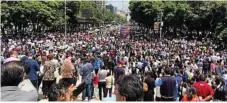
[73,82,86,96]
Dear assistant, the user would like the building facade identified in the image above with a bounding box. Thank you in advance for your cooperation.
[106,4,117,14]
[94,0,106,9]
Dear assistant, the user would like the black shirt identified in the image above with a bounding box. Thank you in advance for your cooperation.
[145,77,155,94]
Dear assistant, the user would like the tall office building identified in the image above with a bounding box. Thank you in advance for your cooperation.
[106,4,117,14]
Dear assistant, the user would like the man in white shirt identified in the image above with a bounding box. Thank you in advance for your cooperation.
[98,67,108,100]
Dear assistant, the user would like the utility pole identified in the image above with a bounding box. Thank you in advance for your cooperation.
[64,0,67,36]
[159,9,163,40]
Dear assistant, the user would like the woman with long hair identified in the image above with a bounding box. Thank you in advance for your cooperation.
[60,58,75,85]
[181,87,201,101]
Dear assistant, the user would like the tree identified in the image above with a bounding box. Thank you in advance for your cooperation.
[66,1,80,32]
[129,0,227,41]
[1,1,66,34]
[1,1,127,35]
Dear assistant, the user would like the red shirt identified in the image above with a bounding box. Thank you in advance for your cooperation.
[193,81,214,99]
[110,50,114,55]
[93,75,99,85]
[136,50,141,55]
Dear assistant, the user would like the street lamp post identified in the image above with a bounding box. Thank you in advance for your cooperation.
[159,10,163,40]
[64,0,67,36]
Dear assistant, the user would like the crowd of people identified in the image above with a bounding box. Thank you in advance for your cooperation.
[1,25,227,101]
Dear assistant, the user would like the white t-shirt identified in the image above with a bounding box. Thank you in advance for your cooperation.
[40,65,44,74]
[192,64,198,70]
[137,62,143,69]
[123,56,128,62]
[153,60,161,68]
[132,62,136,68]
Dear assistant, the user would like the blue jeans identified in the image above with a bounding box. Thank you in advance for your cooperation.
[82,83,92,101]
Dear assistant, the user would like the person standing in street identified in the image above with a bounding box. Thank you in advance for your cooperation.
[193,74,214,101]
[105,72,114,98]
[98,66,108,100]
[80,57,94,101]
[159,68,176,101]
[92,70,99,99]
[24,52,40,91]
[114,62,125,86]
[1,61,38,101]
[108,57,115,75]
[61,58,75,85]
[143,71,155,101]
[93,55,104,73]
[42,54,56,99]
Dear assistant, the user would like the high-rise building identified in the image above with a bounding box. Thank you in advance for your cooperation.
[113,7,117,14]
[94,0,106,9]
[106,4,117,14]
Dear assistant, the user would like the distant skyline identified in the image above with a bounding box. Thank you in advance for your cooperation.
[107,0,130,12]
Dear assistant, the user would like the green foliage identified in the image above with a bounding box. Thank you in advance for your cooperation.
[129,1,227,40]
[1,1,127,34]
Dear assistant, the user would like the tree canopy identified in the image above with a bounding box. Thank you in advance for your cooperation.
[129,0,227,43]
[1,1,127,35]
